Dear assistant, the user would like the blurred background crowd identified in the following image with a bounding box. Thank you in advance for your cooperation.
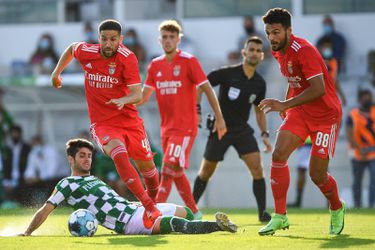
[0,0,374,209]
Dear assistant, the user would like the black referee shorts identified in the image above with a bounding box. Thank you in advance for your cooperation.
[203,127,259,162]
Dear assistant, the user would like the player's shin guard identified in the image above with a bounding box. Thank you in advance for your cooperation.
[159,216,221,234]
[193,176,208,203]
[316,173,342,210]
[156,165,174,203]
[174,170,199,213]
[110,146,154,211]
[270,161,290,214]
[140,168,159,202]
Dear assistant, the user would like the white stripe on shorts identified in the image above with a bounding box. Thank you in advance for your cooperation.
[179,136,190,168]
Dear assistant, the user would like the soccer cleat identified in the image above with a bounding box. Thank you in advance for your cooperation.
[215,212,237,233]
[258,213,289,236]
[193,210,203,220]
[259,211,272,222]
[329,200,346,235]
[143,207,162,229]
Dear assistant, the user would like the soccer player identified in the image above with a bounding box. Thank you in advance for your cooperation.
[20,138,237,236]
[258,8,345,235]
[50,19,160,226]
[139,20,226,218]
[192,36,272,222]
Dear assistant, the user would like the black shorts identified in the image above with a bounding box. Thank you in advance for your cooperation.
[204,127,259,162]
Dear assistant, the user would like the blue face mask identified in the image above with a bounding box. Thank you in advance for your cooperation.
[39,38,50,50]
[124,37,135,46]
[322,48,333,59]
[323,24,333,34]
[85,31,95,42]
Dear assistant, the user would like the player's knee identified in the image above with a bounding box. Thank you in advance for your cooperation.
[309,172,325,185]
[272,148,287,162]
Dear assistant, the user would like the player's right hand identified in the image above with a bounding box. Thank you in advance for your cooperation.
[279,111,286,120]
[51,73,62,89]
[213,117,227,140]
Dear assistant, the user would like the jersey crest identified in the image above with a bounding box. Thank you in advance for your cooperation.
[249,94,257,104]
[108,62,116,75]
[173,65,181,76]
[228,87,240,100]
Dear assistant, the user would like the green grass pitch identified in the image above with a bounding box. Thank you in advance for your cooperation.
[1,208,374,250]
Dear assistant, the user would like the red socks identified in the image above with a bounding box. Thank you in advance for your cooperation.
[174,171,199,213]
[140,168,159,202]
[110,145,154,211]
[317,174,342,210]
[156,171,174,203]
[270,161,290,214]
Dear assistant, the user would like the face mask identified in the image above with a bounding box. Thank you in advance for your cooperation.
[38,38,50,50]
[360,100,373,111]
[322,48,333,59]
[245,26,254,35]
[323,24,333,34]
[85,31,94,42]
[124,37,135,46]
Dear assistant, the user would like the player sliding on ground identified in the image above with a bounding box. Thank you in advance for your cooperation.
[20,138,237,236]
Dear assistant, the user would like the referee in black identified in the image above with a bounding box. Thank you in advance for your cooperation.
[194,36,272,222]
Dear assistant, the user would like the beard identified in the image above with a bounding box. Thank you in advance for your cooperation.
[271,33,288,51]
[101,46,117,58]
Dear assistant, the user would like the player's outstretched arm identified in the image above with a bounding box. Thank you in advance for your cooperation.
[21,202,55,236]
[137,86,154,106]
[106,84,142,109]
[259,75,326,114]
[51,43,77,89]
[199,82,227,139]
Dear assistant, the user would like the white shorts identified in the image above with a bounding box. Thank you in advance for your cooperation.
[124,203,177,235]
[296,145,312,170]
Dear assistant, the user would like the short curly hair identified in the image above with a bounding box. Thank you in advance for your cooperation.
[262,8,292,29]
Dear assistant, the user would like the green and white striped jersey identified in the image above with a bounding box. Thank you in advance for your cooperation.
[47,175,138,233]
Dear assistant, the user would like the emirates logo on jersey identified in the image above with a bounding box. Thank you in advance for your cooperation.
[287,61,293,74]
[173,65,181,76]
[108,62,116,75]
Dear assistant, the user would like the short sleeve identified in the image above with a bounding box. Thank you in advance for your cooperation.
[254,79,266,106]
[122,53,141,86]
[73,42,86,63]
[144,62,155,89]
[46,178,72,207]
[207,68,225,87]
[298,46,324,81]
[188,57,208,87]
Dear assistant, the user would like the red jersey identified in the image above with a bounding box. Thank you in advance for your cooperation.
[272,35,342,121]
[74,42,142,125]
[144,50,207,136]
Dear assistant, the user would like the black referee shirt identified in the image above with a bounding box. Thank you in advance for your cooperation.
[208,64,266,130]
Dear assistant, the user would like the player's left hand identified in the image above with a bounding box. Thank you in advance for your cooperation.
[262,137,273,153]
[213,117,227,140]
[106,98,126,110]
[259,99,287,114]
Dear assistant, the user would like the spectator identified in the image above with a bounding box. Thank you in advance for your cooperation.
[346,89,375,208]
[29,33,59,75]
[317,15,346,72]
[2,125,31,204]
[83,22,97,44]
[23,135,62,206]
[318,36,346,106]
[237,16,269,55]
[0,88,14,145]
[123,28,147,69]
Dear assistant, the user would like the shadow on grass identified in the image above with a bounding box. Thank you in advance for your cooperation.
[74,235,168,247]
[279,234,375,248]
